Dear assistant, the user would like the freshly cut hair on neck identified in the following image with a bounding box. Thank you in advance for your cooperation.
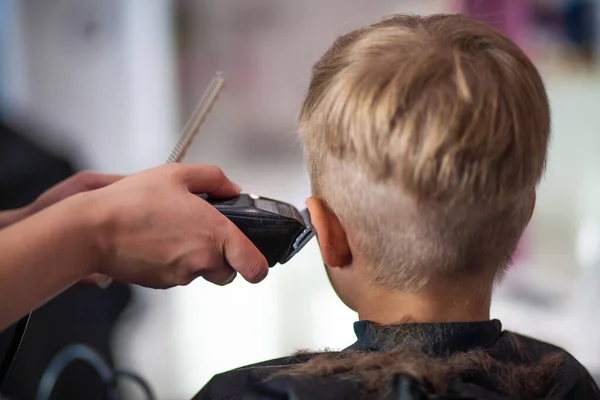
[300,13,550,290]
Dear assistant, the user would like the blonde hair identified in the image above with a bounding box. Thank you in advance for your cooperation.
[299,14,550,290]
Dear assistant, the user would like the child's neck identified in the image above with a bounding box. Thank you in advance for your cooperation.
[356,277,493,325]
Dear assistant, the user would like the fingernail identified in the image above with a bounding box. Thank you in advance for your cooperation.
[256,266,269,283]
[224,272,237,285]
[96,275,113,289]
[233,183,242,193]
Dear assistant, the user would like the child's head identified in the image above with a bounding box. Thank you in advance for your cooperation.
[300,14,550,309]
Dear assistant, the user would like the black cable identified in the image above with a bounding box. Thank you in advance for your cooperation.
[36,344,118,400]
[35,344,154,400]
[0,313,30,388]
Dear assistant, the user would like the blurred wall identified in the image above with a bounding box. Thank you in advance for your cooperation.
[1,0,178,173]
[0,0,27,117]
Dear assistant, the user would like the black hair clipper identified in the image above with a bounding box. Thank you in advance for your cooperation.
[198,194,315,267]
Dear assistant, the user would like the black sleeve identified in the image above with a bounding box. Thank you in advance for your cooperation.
[562,369,600,400]
[192,376,224,400]
[192,370,267,400]
[0,120,76,209]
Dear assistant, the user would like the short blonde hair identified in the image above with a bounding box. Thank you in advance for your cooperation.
[300,14,550,290]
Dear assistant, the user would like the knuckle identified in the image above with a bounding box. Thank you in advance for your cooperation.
[211,218,229,246]
[205,164,225,180]
[76,170,92,178]
[178,276,194,286]
[216,271,236,286]
[165,268,181,287]
[71,171,97,190]
[183,256,204,276]
[173,268,194,287]
[74,171,93,182]
[183,251,213,280]
[164,162,184,175]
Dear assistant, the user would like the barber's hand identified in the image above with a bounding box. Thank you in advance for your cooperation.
[89,163,269,288]
[31,171,124,215]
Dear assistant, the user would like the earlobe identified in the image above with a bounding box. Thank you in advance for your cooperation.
[306,197,352,268]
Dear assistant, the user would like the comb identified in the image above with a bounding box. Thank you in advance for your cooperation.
[166,72,226,163]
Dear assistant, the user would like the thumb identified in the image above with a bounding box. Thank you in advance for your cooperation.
[175,164,242,198]
[217,219,269,284]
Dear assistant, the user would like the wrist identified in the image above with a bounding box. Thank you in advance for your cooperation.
[66,192,114,276]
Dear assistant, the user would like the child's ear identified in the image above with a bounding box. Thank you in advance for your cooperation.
[306,197,352,268]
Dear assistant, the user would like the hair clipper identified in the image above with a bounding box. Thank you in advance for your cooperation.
[198,193,315,267]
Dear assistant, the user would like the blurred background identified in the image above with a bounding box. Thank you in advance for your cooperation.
[1,0,599,399]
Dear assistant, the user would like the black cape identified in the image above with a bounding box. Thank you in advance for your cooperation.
[193,320,600,400]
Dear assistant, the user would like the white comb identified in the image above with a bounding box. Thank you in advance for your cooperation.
[166,72,226,163]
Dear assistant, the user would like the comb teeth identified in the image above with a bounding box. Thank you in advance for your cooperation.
[167,72,225,164]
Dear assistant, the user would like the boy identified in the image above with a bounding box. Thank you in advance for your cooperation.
[193,14,600,399]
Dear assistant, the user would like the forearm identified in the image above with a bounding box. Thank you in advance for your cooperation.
[0,194,102,330]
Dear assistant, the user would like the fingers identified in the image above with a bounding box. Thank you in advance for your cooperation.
[216,220,269,284]
[78,273,104,284]
[78,172,125,191]
[28,173,120,218]
[173,164,242,198]
[78,273,113,288]
[202,265,238,286]
[183,250,237,286]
